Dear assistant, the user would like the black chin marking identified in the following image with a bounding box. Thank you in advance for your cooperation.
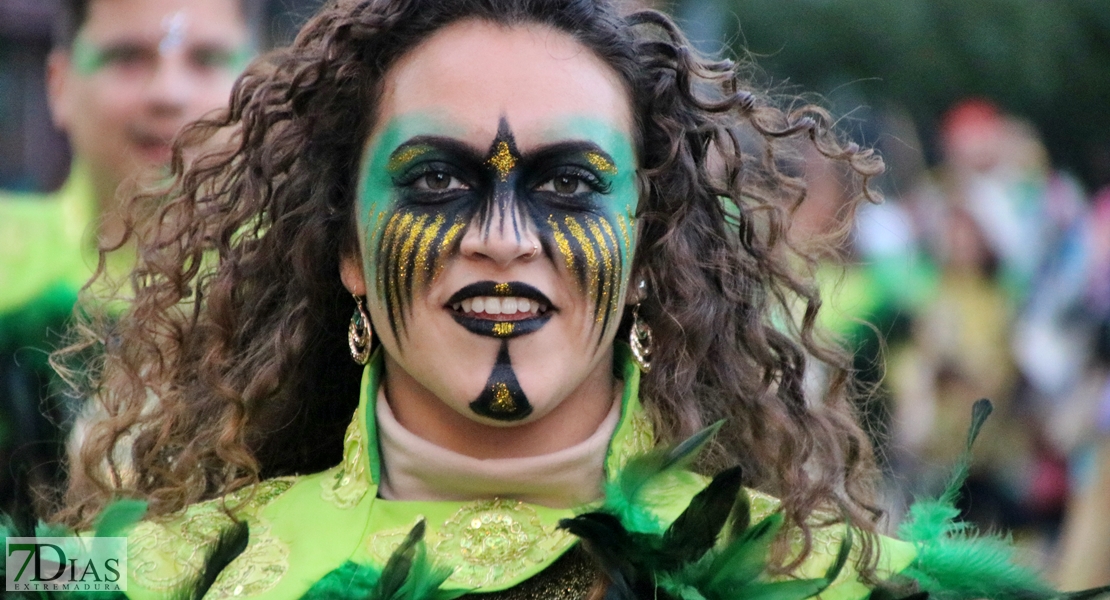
[469,342,532,421]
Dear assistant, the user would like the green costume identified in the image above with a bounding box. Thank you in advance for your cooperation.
[114,349,915,600]
[0,163,101,517]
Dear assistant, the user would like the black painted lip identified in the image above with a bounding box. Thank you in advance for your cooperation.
[445,281,554,339]
[444,281,554,308]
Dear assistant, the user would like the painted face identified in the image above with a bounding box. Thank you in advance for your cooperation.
[352,20,638,440]
[50,0,250,196]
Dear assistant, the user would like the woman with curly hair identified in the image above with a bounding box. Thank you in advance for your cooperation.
[33,1,1084,599]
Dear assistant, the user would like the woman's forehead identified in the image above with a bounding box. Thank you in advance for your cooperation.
[372,19,634,152]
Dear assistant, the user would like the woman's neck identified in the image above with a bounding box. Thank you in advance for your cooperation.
[375,387,622,507]
[381,352,618,459]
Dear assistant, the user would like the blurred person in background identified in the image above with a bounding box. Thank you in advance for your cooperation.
[0,0,256,524]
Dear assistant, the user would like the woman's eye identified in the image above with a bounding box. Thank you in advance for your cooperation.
[414,172,466,191]
[538,175,588,195]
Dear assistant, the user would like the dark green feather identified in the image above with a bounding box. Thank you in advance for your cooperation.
[661,466,744,569]
[93,499,148,538]
[185,520,250,600]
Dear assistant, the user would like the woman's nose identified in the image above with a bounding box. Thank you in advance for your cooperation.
[458,208,541,268]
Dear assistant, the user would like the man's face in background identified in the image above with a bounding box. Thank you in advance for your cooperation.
[48,0,251,203]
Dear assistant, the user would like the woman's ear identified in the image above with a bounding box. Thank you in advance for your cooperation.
[625,275,646,305]
[339,253,367,296]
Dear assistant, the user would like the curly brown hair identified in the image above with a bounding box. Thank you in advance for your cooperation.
[53,0,885,573]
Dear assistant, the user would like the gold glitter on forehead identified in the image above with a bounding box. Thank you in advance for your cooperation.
[490,382,516,412]
[585,151,618,175]
[487,141,517,182]
[386,145,431,173]
[492,322,515,337]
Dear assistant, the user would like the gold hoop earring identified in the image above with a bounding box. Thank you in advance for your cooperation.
[630,303,653,373]
[348,294,372,365]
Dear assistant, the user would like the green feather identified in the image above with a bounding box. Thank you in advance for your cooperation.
[189,520,250,600]
[898,398,1056,600]
[299,520,463,600]
[301,561,384,600]
[662,466,744,568]
[604,421,724,534]
[93,499,148,537]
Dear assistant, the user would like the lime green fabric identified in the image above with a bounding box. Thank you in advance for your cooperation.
[0,165,99,363]
[118,349,915,599]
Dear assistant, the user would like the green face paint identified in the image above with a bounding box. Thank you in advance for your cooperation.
[70,37,253,77]
[356,114,639,340]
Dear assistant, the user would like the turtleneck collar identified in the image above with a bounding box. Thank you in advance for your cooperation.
[375,383,623,508]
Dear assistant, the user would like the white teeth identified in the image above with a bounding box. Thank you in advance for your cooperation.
[455,296,545,316]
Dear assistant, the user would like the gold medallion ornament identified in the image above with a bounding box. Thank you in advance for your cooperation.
[435,499,574,587]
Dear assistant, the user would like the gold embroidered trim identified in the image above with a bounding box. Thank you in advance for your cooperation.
[206,523,290,598]
[610,408,654,473]
[321,416,370,508]
[128,478,294,594]
[366,500,575,589]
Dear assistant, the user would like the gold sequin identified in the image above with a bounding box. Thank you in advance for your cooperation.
[494,282,511,294]
[493,322,515,337]
[488,141,517,181]
[584,152,617,175]
[490,382,516,412]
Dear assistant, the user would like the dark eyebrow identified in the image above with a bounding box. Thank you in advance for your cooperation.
[521,141,617,171]
[387,136,486,167]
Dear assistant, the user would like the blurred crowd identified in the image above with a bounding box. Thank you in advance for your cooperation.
[1,0,1108,591]
[805,98,1110,587]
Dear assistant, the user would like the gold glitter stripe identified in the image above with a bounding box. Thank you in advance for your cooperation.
[386,145,432,174]
[414,213,445,287]
[547,215,576,280]
[585,151,618,175]
[564,216,598,301]
[385,213,416,329]
[615,213,633,258]
[397,214,429,307]
[377,212,404,294]
[434,217,467,279]
[492,322,515,337]
[587,218,613,322]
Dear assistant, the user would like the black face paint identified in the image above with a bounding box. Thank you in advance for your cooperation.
[445,281,553,339]
[469,342,532,421]
[372,117,631,340]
